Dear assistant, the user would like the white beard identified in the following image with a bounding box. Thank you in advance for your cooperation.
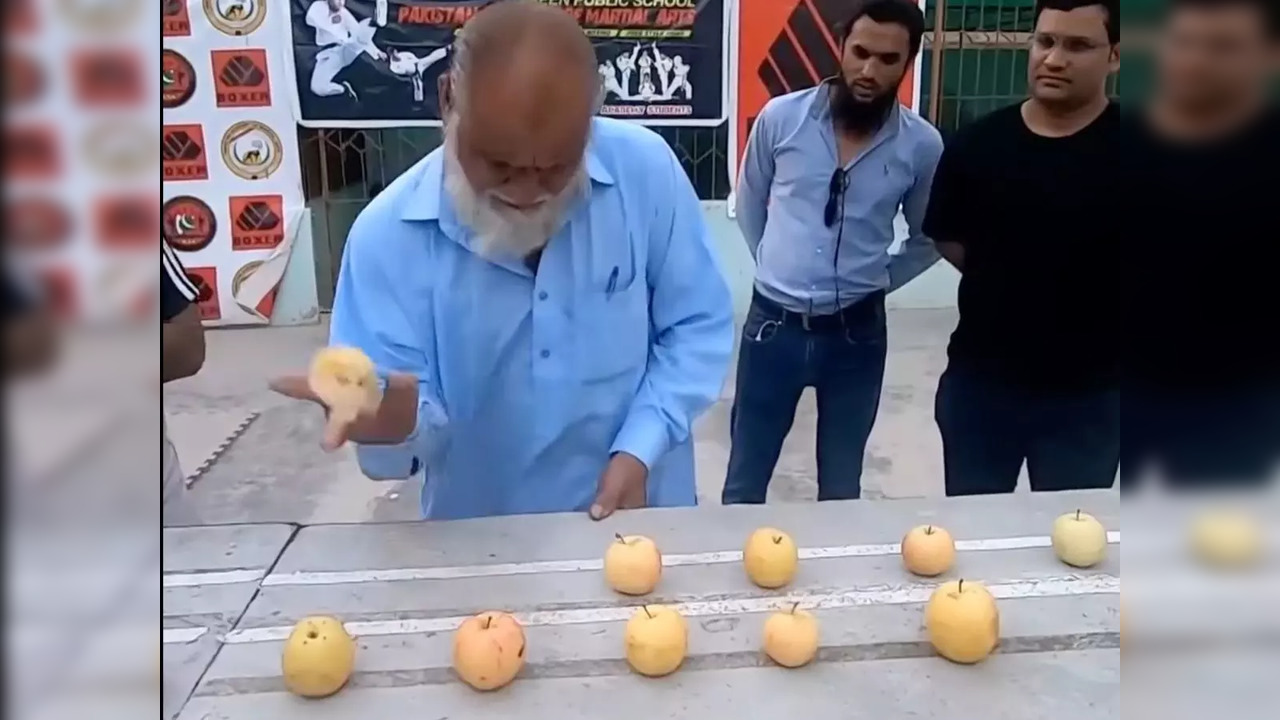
[442,131,588,261]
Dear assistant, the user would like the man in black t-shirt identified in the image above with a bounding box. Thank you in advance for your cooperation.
[162,239,206,501]
[1124,0,1280,488]
[923,0,1124,496]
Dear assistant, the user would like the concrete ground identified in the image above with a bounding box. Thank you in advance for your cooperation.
[155,310,960,525]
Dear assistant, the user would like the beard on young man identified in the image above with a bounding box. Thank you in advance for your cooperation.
[830,74,901,133]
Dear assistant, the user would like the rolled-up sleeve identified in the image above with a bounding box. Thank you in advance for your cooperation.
[610,145,735,470]
[329,212,450,480]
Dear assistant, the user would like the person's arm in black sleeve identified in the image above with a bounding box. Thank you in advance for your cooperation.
[161,240,206,383]
[921,134,973,272]
[3,263,58,378]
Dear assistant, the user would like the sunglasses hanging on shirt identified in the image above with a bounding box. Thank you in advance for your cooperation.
[824,168,848,228]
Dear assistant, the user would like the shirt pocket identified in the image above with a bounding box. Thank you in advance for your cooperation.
[577,234,649,384]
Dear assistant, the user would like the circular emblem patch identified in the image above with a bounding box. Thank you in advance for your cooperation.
[162,195,218,252]
[161,49,197,108]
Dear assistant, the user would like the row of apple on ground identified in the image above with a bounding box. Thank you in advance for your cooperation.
[273,508,1263,699]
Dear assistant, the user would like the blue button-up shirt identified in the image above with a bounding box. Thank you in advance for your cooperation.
[736,83,945,315]
[331,117,735,520]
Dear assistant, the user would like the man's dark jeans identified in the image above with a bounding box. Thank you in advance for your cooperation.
[723,291,887,504]
[935,362,1120,496]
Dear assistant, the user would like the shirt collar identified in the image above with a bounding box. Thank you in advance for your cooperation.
[400,132,614,223]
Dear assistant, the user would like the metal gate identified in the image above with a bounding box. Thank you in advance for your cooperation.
[301,0,1151,308]
[300,124,730,308]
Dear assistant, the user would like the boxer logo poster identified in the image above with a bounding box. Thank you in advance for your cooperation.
[232,260,280,321]
[184,266,222,320]
[162,50,198,109]
[54,0,143,32]
[84,120,155,179]
[212,50,272,108]
[163,0,192,36]
[95,194,159,250]
[229,195,284,250]
[8,0,36,33]
[8,50,46,107]
[287,0,728,127]
[8,197,73,251]
[163,196,218,252]
[38,266,78,320]
[6,125,60,179]
[220,120,284,180]
[162,124,209,181]
[734,0,923,178]
[71,48,146,107]
[204,0,267,36]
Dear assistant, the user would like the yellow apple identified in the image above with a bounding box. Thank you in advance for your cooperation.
[743,527,798,589]
[624,605,688,677]
[1051,510,1108,568]
[762,602,820,668]
[901,524,956,577]
[453,611,526,691]
[925,579,1000,664]
[281,615,356,698]
[604,534,663,596]
[1190,510,1263,568]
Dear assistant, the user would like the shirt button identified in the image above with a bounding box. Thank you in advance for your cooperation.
[538,291,548,301]
[540,349,550,359]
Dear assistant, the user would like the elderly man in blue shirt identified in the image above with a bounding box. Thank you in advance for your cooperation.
[272,0,733,521]
[723,0,944,505]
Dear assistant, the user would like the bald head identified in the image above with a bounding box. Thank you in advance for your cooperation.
[448,0,599,119]
[440,0,598,224]
[438,1,598,259]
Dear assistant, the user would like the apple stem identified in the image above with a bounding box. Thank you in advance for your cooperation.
[925,525,933,535]
[615,533,626,543]
[1075,509,1081,521]
[773,536,782,544]
[643,606,653,619]
[958,579,964,593]
[791,602,800,615]
[483,616,492,630]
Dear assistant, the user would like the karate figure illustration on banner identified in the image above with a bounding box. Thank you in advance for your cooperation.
[389,47,450,103]
[599,43,694,103]
[305,0,385,101]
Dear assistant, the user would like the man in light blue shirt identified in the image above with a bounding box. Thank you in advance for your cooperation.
[723,0,943,504]
[271,1,733,520]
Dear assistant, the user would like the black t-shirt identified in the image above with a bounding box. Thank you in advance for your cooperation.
[1124,107,1280,389]
[924,102,1128,390]
[162,239,199,323]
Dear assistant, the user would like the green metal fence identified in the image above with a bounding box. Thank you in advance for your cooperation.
[302,0,1155,306]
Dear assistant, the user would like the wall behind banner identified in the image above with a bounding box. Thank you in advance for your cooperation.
[161,0,312,327]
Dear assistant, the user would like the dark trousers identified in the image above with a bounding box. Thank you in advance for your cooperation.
[935,362,1120,496]
[1122,383,1280,491]
[722,291,887,504]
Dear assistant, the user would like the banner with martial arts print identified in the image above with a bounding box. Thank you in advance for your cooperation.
[161,0,307,327]
[286,0,729,127]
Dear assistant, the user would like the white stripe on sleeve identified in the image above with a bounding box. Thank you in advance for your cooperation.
[162,240,199,301]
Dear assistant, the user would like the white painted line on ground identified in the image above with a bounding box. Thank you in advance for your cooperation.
[163,627,209,644]
[260,531,1121,587]
[163,568,266,588]
[225,574,1119,644]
